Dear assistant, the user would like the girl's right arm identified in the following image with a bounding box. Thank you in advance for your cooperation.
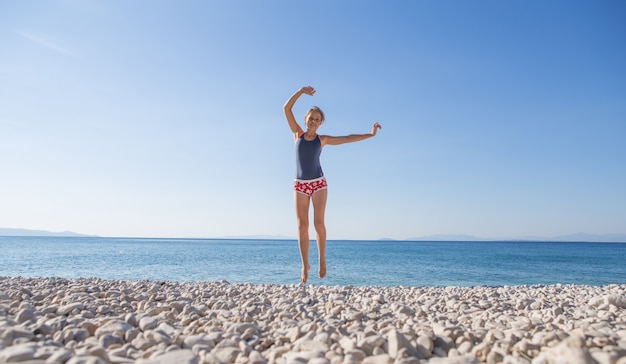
[283,86,314,141]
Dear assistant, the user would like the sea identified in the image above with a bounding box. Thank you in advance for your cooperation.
[1,236,624,287]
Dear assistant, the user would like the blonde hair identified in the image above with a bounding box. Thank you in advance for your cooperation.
[306,106,325,123]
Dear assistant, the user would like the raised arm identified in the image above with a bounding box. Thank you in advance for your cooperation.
[283,86,315,141]
[321,122,382,146]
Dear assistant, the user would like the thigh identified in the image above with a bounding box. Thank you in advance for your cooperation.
[294,191,311,222]
[311,188,328,221]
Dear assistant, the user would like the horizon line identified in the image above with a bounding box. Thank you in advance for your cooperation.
[1,235,625,244]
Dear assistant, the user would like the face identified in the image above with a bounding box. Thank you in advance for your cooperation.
[305,111,323,130]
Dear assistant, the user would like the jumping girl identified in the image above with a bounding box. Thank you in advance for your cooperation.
[283,86,382,284]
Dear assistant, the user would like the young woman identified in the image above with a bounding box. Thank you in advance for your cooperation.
[283,86,382,284]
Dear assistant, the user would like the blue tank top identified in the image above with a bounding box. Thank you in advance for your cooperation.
[295,133,323,180]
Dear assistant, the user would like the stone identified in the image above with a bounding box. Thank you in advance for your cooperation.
[416,335,433,358]
[345,349,366,362]
[309,357,331,364]
[531,336,598,364]
[212,346,241,363]
[157,322,177,336]
[47,348,74,363]
[606,295,626,309]
[457,341,473,355]
[387,330,421,359]
[471,342,490,362]
[284,350,324,363]
[362,354,392,364]
[97,305,111,314]
[214,338,238,349]
[81,345,110,361]
[339,337,356,351]
[295,339,329,352]
[248,350,267,364]
[139,316,158,331]
[589,296,605,307]
[58,302,85,315]
[397,305,415,316]
[0,342,39,362]
[346,311,363,321]
[16,308,36,324]
[506,355,535,364]
[33,323,55,336]
[71,328,91,342]
[67,355,109,364]
[125,313,138,327]
[183,334,215,350]
[169,301,187,312]
[132,337,156,351]
[147,330,173,345]
[435,335,454,352]
[1,327,34,345]
[357,335,385,355]
[95,320,132,338]
[100,333,125,348]
[343,353,357,364]
[125,328,141,342]
[227,322,260,336]
[109,354,135,363]
[287,326,301,343]
[136,349,199,364]
[486,349,504,364]
[590,351,618,364]
[427,356,479,364]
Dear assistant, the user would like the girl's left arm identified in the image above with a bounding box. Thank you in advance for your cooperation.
[321,122,382,146]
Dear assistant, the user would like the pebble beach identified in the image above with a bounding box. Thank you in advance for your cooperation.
[1,277,625,364]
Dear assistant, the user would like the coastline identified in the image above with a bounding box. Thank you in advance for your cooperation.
[0,277,625,363]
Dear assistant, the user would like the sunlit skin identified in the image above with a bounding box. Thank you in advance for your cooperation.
[283,86,382,284]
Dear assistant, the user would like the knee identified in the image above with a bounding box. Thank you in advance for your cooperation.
[297,218,309,231]
[313,219,326,233]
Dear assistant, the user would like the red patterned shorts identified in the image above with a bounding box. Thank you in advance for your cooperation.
[294,177,328,197]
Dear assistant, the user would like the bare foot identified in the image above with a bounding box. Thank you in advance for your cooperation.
[319,259,326,279]
[301,263,310,284]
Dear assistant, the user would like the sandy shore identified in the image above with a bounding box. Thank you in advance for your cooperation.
[0,277,625,364]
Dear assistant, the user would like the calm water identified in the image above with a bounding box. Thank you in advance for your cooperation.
[0,237,624,287]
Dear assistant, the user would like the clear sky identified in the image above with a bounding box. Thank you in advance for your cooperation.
[1,1,625,240]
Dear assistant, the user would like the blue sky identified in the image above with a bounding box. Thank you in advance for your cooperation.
[1,1,624,240]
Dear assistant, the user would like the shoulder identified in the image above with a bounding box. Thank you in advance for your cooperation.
[318,134,330,146]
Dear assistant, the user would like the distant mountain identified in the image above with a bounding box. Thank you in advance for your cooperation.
[407,233,626,243]
[0,228,95,237]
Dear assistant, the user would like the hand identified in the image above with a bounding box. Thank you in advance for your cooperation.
[300,86,316,96]
[371,122,382,136]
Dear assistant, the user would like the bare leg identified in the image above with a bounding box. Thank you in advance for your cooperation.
[311,188,328,279]
[295,192,311,283]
